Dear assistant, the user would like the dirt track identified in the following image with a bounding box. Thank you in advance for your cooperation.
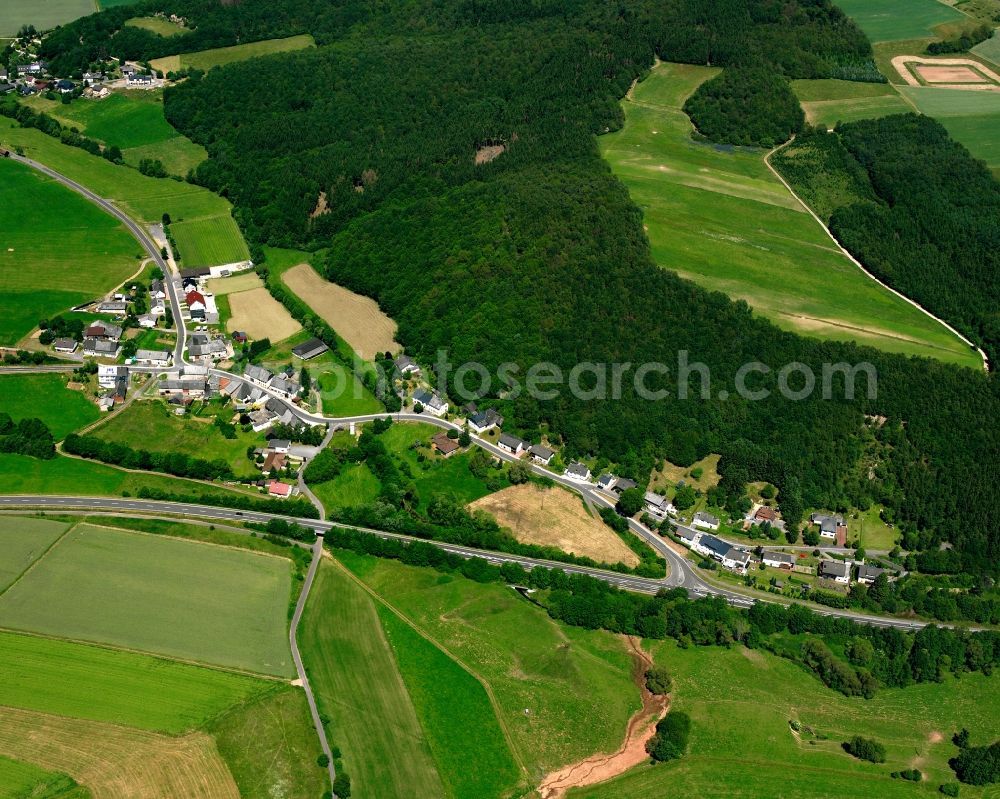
[537,637,669,798]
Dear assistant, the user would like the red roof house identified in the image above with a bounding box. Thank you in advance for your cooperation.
[185,291,206,311]
[267,480,292,498]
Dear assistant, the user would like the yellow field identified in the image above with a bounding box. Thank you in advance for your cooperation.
[0,706,239,799]
[225,287,301,342]
[206,272,263,296]
[282,263,400,360]
[470,483,639,567]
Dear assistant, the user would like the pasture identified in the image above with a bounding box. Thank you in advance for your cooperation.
[898,86,1000,173]
[90,400,262,478]
[282,262,400,360]
[0,706,239,799]
[225,287,301,342]
[207,271,263,295]
[125,15,186,36]
[170,215,250,267]
[575,640,1000,798]
[0,158,141,344]
[470,483,640,567]
[0,631,271,733]
[0,0,94,38]
[833,0,965,42]
[150,34,316,74]
[0,118,249,268]
[300,561,447,799]
[0,374,100,439]
[0,756,83,799]
[972,30,1000,66]
[208,688,329,799]
[0,524,295,676]
[310,462,381,510]
[0,516,69,592]
[23,91,207,177]
[601,62,981,368]
[791,79,911,128]
[340,550,642,779]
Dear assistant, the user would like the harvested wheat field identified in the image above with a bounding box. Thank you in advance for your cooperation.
[282,263,399,360]
[206,272,263,296]
[470,483,639,567]
[225,287,301,342]
[0,706,239,799]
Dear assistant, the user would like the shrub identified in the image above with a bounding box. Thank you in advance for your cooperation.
[645,665,672,695]
[647,711,690,762]
[843,735,886,763]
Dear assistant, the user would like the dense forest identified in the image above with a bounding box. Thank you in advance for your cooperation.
[36,0,1000,575]
[773,117,1000,366]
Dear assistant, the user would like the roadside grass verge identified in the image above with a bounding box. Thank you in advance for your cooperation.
[0,523,295,676]
[601,61,980,368]
[0,374,100,439]
[0,630,273,733]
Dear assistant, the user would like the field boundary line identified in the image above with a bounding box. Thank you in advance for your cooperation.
[764,137,989,372]
[0,520,79,599]
[330,556,530,778]
[0,625,290,682]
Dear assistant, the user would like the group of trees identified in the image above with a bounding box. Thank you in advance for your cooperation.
[647,711,690,762]
[270,421,326,446]
[39,315,85,344]
[927,24,993,55]
[64,432,232,480]
[0,415,55,459]
[843,735,886,763]
[951,734,1000,785]
[31,0,1000,577]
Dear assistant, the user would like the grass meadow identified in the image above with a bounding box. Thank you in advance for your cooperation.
[0,0,95,38]
[0,117,248,266]
[0,630,271,733]
[339,550,642,781]
[575,640,1000,798]
[124,15,186,36]
[150,34,315,74]
[833,0,965,42]
[792,79,911,128]
[601,62,980,368]
[170,214,250,267]
[208,688,329,799]
[0,755,84,799]
[0,523,294,675]
[0,374,100,439]
[23,91,208,177]
[0,516,69,592]
[0,158,142,344]
[898,86,1000,174]
[310,462,382,511]
[90,400,262,478]
[972,32,1000,67]
[300,561,448,799]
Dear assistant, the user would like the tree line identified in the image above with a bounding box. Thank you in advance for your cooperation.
[0,415,56,459]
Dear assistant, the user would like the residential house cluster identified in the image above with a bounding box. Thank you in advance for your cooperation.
[187,333,232,363]
[745,504,786,534]
[83,321,122,358]
[156,365,221,403]
[683,531,751,573]
[253,438,308,476]
[96,364,129,409]
[817,559,891,587]
[243,364,301,400]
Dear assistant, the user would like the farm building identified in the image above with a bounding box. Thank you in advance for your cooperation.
[291,338,329,360]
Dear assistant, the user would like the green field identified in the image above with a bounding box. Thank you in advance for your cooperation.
[23,92,208,177]
[0,631,271,733]
[170,215,251,267]
[310,462,382,510]
[792,79,911,128]
[0,517,69,592]
[208,688,329,799]
[0,523,294,675]
[600,62,980,368]
[0,374,100,439]
[899,86,1000,173]
[0,0,95,38]
[833,0,966,42]
[972,29,1000,66]
[90,400,263,478]
[0,755,85,799]
[0,158,141,344]
[151,34,316,73]
[340,550,642,778]
[0,117,249,267]
[300,561,447,799]
[576,640,1000,798]
[124,15,186,36]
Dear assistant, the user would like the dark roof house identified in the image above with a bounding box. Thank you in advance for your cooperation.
[292,338,329,360]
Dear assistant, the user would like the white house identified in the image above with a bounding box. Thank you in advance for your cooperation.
[856,564,887,585]
[644,491,674,518]
[497,433,526,455]
[98,301,128,316]
[98,365,127,388]
[134,349,171,366]
[762,551,795,570]
[244,364,274,388]
[564,462,591,482]
[692,511,720,531]
[137,313,157,328]
[811,513,847,540]
[818,560,850,584]
[394,354,421,375]
[468,408,503,434]
[413,389,448,417]
[722,548,751,573]
[529,444,554,465]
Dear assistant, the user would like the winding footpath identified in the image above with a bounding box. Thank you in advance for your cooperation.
[763,140,989,372]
